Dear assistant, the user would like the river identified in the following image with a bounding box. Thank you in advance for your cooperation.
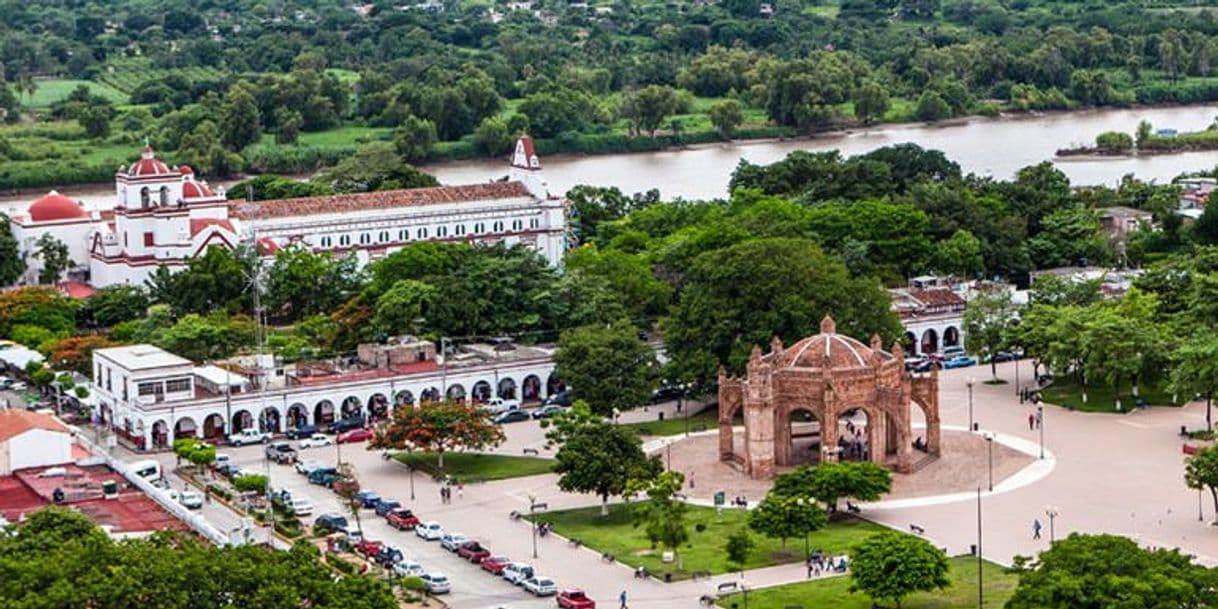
[5,104,1218,214]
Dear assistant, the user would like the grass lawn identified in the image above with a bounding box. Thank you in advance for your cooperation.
[24,79,129,107]
[1041,380,1179,413]
[620,406,725,437]
[394,451,554,482]
[529,504,886,580]
[718,556,1018,609]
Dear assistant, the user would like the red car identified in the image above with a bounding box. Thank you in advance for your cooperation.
[337,428,373,443]
[386,507,420,530]
[557,590,596,609]
[481,555,512,575]
[354,538,383,557]
[456,540,491,563]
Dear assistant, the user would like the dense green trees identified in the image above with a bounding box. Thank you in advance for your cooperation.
[0,214,23,287]
[553,320,657,417]
[850,532,950,608]
[554,422,661,516]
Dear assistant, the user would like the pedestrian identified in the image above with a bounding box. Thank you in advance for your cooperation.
[619,589,628,609]
[1033,518,1042,540]
[1035,411,1042,429]
[457,481,464,500]
[805,557,814,579]
[1028,413,1035,430]
[689,473,695,489]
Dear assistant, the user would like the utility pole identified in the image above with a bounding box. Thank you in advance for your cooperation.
[976,487,983,609]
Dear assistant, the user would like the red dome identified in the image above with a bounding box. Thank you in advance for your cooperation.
[27,191,86,222]
[127,146,173,177]
[179,165,194,175]
[182,180,216,199]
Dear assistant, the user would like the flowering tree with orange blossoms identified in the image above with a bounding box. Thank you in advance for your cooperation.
[368,399,504,468]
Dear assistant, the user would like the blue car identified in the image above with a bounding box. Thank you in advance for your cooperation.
[942,355,978,369]
[374,499,402,516]
[357,490,381,509]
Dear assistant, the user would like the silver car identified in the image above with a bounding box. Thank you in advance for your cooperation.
[420,573,451,594]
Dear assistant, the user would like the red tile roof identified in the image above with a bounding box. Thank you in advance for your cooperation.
[56,280,95,300]
[232,182,533,220]
[0,409,70,444]
[190,218,234,237]
[909,288,966,308]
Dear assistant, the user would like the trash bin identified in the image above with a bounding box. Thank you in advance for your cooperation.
[973,422,979,432]
[970,544,977,556]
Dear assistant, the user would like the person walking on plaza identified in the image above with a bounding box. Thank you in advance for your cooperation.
[619,589,628,609]
[1028,413,1035,430]
[1033,519,1042,539]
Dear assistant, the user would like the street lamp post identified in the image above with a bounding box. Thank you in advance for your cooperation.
[1015,357,1021,401]
[1200,488,1205,522]
[976,487,983,609]
[408,463,416,501]
[528,495,548,559]
[967,377,976,431]
[984,432,994,491]
[1045,506,1059,543]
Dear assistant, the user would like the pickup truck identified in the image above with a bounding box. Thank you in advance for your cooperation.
[483,398,521,414]
[228,428,270,446]
[265,442,297,464]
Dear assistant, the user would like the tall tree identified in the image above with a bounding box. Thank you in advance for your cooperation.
[632,471,689,563]
[369,399,504,468]
[850,531,950,609]
[0,214,23,286]
[553,422,660,516]
[708,100,744,139]
[748,491,828,553]
[265,246,363,322]
[34,234,71,285]
[773,462,893,513]
[619,85,681,137]
[219,82,263,151]
[963,290,1018,381]
[553,320,658,417]
[1170,333,1218,431]
[394,116,437,162]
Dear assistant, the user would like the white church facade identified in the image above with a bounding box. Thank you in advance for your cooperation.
[7,137,568,288]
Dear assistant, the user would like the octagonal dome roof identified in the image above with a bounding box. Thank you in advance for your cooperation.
[768,316,891,370]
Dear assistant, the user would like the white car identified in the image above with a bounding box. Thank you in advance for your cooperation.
[295,459,325,475]
[420,573,451,594]
[393,560,425,577]
[287,497,314,517]
[214,453,232,467]
[415,521,443,540]
[299,434,333,449]
[8,382,26,391]
[228,428,270,446]
[523,576,557,596]
[439,532,468,551]
[483,397,521,414]
[179,489,204,509]
[502,562,534,585]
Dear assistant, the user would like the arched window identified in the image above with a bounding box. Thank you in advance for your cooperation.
[529,218,539,229]
[437,226,447,237]
[493,221,504,232]
[359,233,371,245]
[140,187,150,208]
[511,219,523,231]
[320,236,333,248]
[379,230,390,242]
[159,186,170,207]
[399,229,410,241]
[474,223,485,234]
[417,227,428,239]
[456,224,466,236]
[339,234,351,246]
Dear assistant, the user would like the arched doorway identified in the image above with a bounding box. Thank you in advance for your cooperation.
[341,396,362,419]
[287,403,309,429]
[151,420,169,449]
[394,390,415,407]
[232,410,253,433]
[259,407,281,433]
[920,329,939,355]
[203,413,225,440]
[784,408,823,467]
[903,332,917,355]
[836,407,873,463]
[522,375,542,402]
[174,417,198,440]
[315,400,336,426]
[420,387,440,403]
[943,326,960,348]
[446,384,466,402]
[369,394,389,420]
[471,381,492,402]
[546,374,564,395]
[498,377,518,399]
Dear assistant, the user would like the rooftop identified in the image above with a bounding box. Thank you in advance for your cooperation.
[231,181,534,220]
[0,409,71,443]
[95,345,193,370]
[1098,206,1153,219]
[2,463,187,533]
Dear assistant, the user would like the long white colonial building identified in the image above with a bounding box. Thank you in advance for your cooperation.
[92,339,559,451]
[8,137,568,287]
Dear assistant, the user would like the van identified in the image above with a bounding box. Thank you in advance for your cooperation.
[129,459,162,481]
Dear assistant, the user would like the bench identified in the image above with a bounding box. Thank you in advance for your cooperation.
[522,447,540,456]
[716,582,739,593]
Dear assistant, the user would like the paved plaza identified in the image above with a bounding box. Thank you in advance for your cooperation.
[98,361,1218,607]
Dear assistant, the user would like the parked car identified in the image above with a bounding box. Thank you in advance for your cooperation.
[299,434,333,449]
[420,573,451,594]
[337,428,373,443]
[481,555,512,575]
[285,424,319,440]
[307,467,339,486]
[903,356,927,371]
[265,442,297,464]
[440,532,469,551]
[456,540,491,563]
[942,355,979,369]
[354,538,384,557]
[650,385,685,403]
[8,382,26,391]
[373,499,401,516]
[910,359,936,373]
[327,416,365,434]
[503,562,535,585]
[295,459,325,475]
[215,463,242,478]
[541,390,572,407]
[228,428,270,446]
[942,346,966,359]
[523,576,558,597]
[386,508,420,529]
[494,410,530,424]
[483,398,521,414]
[357,490,382,509]
[393,559,425,577]
[313,514,349,534]
[287,497,314,517]
[374,544,404,567]
[178,489,203,509]
[556,589,594,608]
[532,404,567,419]
[415,521,444,540]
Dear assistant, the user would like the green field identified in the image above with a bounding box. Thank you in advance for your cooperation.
[23,79,129,108]
[620,406,728,437]
[718,556,1018,609]
[528,504,886,580]
[394,451,555,482]
[1040,381,1178,413]
[97,57,227,93]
